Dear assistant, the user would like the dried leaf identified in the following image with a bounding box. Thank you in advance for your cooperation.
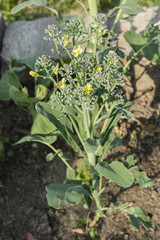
[72,228,85,236]
[27,232,36,240]
[143,124,160,136]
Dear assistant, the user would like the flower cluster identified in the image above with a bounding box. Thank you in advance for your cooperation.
[35,16,126,111]
[49,50,125,110]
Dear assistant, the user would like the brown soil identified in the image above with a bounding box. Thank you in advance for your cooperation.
[0,57,160,240]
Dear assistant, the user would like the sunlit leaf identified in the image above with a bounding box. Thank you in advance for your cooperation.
[95,161,134,188]
[46,182,90,209]
[124,206,154,230]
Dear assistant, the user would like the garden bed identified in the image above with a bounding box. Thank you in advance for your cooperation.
[0,57,160,240]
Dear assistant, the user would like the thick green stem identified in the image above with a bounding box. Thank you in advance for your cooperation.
[69,115,84,147]
[93,104,105,125]
[88,0,97,18]
[53,39,64,66]
[83,105,90,138]
[89,168,103,226]
[44,66,59,89]
[123,38,156,73]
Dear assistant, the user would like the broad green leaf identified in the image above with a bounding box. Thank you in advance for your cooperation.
[106,132,122,151]
[124,31,146,52]
[63,105,80,118]
[11,0,47,14]
[84,138,100,154]
[142,42,160,64]
[124,206,154,230]
[66,167,75,180]
[130,166,154,188]
[135,171,154,188]
[18,57,37,70]
[31,112,57,134]
[125,24,160,63]
[95,161,134,188]
[0,74,11,100]
[83,185,92,209]
[11,0,60,18]
[0,71,21,100]
[46,182,90,209]
[36,102,81,152]
[117,108,134,119]
[144,23,160,42]
[119,3,144,15]
[13,132,59,146]
[9,86,32,107]
[124,155,137,168]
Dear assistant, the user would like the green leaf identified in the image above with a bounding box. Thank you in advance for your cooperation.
[46,153,55,161]
[117,107,134,119]
[106,132,122,151]
[100,100,132,146]
[46,182,90,209]
[0,74,11,100]
[142,42,160,64]
[84,138,100,154]
[95,161,134,188]
[66,167,75,180]
[124,155,137,168]
[119,2,144,15]
[124,206,154,230]
[111,0,121,6]
[124,31,146,52]
[31,112,57,134]
[0,71,21,100]
[124,24,160,64]
[11,0,47,14]
[11,0,60,17]
[36,102,81,152]
[18,57,37,70]
[144,23,160,42]
[63,105,80,118]
[13,132,59,146]
[135,171,154,188]
[9,86,32,107]
[130,166,154,188]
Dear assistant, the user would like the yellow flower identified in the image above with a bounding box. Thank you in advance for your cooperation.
[63,36,70,47]
[96,65,102,72]
[84,83,92,95]
[99,28,107,36]
[29,71,39,77]
[53,65,59,75]
[72,46,83,58]
[59,78,67,89]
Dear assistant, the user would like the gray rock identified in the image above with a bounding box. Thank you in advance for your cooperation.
[1,7,160,62]
[1,17,68,62]
[0,12,5,51]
